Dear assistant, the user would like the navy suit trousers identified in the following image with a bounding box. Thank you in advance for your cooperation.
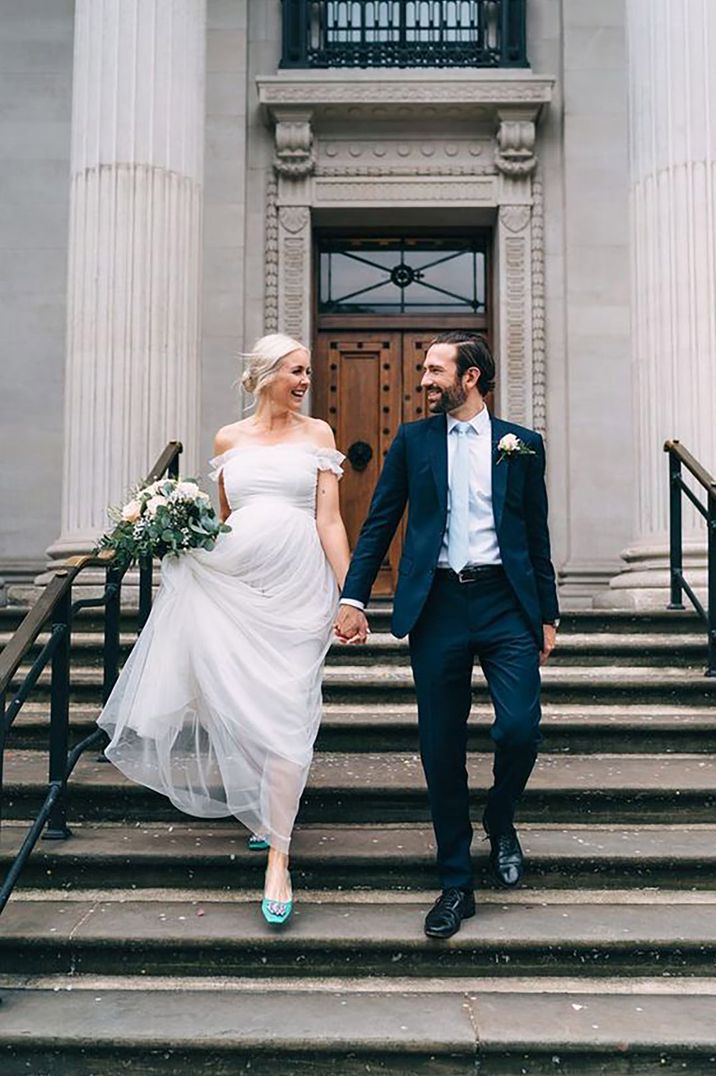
[408,569,542,891]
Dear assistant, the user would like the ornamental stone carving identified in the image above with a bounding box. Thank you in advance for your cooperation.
[495,119,537,177]
[278,205,310,235]
[274,114,314,179]
[498,204,531,233]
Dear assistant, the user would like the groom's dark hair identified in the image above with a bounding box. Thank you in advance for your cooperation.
[430,331,495,397]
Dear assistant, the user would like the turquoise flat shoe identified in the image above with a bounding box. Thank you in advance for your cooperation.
[248,833,270,851]
[261,897,293,925]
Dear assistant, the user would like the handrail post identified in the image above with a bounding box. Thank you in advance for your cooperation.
[138,555,153,631]
[667,451,685,610]
[44,582,72,840]
[0,688,6,833]
[707,489,716,678]
[103,564,122,702]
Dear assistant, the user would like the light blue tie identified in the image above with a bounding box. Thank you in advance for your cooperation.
[448,422,471,573]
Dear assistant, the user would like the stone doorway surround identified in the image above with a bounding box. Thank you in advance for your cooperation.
[257,70,553,433]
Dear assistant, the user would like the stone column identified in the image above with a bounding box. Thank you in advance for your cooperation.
[598,0,716,607]
[46,0,206,566]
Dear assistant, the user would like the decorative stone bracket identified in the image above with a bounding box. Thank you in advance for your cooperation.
[273,109,315,178]
[495,114,537,177]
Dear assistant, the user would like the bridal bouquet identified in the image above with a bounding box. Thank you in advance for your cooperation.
[97,477,231,568]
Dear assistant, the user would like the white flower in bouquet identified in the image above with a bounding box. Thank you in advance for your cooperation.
[121,499,142,523]
[145,494,169,517]
[171,480,201,501]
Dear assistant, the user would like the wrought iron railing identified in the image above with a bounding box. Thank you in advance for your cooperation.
[281,0,528,69]
[0,441,182,915]
[664,439,716,677]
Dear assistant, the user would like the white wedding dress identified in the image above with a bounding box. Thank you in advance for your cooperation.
[97,442,344,852]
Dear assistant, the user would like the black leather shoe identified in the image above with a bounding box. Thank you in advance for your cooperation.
[488,830,524,888]
[424,887,475,939]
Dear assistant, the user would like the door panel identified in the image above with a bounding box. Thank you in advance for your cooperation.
[315,333,402,595]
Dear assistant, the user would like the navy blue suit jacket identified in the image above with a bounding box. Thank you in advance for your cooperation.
[341,413,559,646]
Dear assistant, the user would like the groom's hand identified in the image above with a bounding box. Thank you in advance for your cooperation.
[540,624,557,666]
[335,605,370,645]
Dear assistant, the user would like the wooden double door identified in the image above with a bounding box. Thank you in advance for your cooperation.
[313,331,435,595]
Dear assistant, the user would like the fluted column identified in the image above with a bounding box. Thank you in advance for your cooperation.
[598,0,716,608]
[47,0,206,564]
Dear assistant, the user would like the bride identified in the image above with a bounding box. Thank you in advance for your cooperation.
[98,333,357,924]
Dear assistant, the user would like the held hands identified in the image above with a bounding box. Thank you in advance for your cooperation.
[335,605,370,645]
[540,624,557,666]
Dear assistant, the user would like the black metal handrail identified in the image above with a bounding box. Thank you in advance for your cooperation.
[664,439,716,677]
[0,441,182,915]
[281,0,528,69]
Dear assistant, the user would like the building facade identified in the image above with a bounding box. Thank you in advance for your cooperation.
[1,0,713,608]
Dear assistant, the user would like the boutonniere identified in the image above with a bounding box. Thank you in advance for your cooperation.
[496,433,536,465]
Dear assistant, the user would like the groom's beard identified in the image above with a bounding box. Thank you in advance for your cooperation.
[426,378,468,414]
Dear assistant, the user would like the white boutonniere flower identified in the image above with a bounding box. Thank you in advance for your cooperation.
[497,433,537,465]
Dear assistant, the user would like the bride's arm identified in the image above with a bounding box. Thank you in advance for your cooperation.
[316,469,351,589]
[213,430,233,523]
[312,420,351,589]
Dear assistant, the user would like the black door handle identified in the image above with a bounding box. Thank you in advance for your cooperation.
[347,441,373,472]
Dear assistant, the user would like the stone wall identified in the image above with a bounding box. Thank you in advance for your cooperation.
[0,0,74,598]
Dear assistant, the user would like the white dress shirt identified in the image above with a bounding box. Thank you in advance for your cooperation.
[438,407,501,568]
[341,406,501,610]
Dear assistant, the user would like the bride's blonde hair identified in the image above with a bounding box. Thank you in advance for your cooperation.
[240,333,307,397]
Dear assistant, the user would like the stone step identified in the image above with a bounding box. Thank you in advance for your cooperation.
[4,821,716,892]
[0,605,704,637]
[4,750,716,824]
[329,633,708,667]
[8,700,716,754]
[9,663,716,706]
[1,983,715,1075]
[3,629,709,668]
[3,892,716,980]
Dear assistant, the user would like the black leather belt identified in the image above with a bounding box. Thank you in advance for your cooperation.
[436,564,505,584]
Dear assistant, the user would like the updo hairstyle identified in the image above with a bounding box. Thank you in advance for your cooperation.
[240,333,307,397]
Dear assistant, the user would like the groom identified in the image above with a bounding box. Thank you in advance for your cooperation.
[336,332,559,939]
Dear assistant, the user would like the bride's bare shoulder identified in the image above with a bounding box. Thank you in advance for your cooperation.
[213,419,251,454]
[302,416,336,449]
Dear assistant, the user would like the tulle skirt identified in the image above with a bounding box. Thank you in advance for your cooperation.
[98,498,339,852]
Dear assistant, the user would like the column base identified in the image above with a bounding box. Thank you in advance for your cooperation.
[557,558,621,610]
[0,558,48,607]
[593,541,708,611]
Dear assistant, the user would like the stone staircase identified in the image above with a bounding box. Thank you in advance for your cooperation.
[1,605,716,1073]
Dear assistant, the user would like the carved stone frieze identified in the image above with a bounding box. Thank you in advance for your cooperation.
[495,118,537,177]
[314,178,496,204]
[317,163,495,177]
[258,76,554,111]
[318,138,490,167]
